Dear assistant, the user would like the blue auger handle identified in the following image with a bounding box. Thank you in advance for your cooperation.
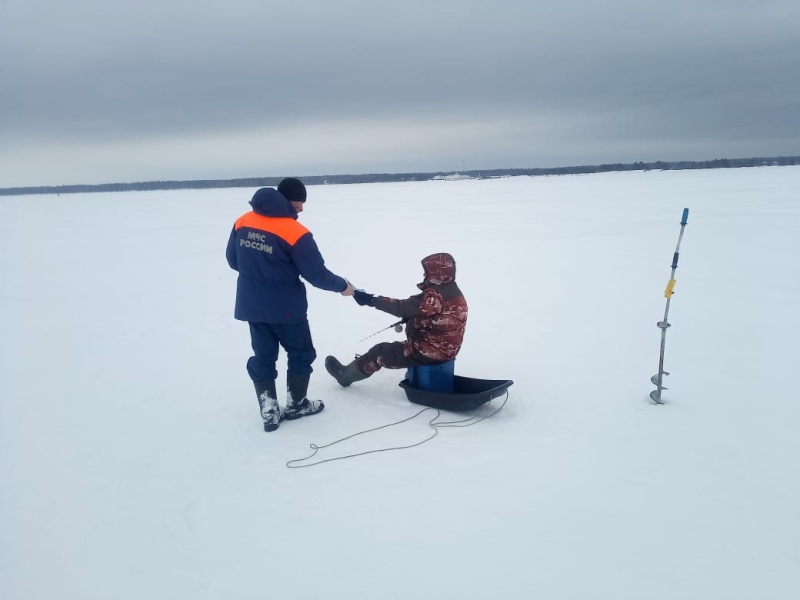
[681,208,689,226]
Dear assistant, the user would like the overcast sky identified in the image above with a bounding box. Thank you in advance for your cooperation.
[1,0,799,187]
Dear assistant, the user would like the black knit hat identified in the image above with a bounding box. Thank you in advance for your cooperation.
[277,177,307,202]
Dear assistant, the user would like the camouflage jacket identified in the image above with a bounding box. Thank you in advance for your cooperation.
[373,253,468,362]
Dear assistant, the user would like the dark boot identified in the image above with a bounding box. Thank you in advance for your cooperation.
[284,373,324,420]
[254,380,282,432]
[325,356,370,387]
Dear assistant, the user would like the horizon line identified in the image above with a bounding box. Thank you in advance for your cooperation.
[2,154,799,196]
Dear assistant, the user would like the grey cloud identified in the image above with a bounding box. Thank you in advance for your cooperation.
[1,0,799,185]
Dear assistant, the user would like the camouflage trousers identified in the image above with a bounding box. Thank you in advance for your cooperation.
[356,341,442,375]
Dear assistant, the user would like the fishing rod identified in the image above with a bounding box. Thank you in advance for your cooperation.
[650,208,690,404]
[351,286,405,343]
[356,319,405,344]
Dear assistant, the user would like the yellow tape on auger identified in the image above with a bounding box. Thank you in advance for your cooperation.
[664,278,676,298]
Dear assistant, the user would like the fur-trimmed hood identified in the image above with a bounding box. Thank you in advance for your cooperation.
[418,253,456,288]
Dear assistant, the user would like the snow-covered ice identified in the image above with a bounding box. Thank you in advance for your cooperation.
[2,166,798,599]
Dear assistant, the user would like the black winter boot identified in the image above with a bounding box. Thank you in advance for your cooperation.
[284,373,324,420]
[325,356,370,387]
[254,380,282,432]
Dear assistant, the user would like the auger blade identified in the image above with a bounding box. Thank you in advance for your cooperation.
[650,372,670,388]
[650,372,669,403]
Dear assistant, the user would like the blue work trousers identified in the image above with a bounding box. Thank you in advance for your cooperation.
[246,321,316,382]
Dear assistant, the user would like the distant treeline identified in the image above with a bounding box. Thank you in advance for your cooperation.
[2,155,798,197]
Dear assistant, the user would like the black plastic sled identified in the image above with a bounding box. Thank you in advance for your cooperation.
[399,362,514,412]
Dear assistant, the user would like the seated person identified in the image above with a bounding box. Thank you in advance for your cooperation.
[326,253,468,386]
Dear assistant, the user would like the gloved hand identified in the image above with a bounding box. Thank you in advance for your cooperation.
[353,289,375,307]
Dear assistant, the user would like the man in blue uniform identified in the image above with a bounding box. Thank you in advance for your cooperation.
[226,177,354,432]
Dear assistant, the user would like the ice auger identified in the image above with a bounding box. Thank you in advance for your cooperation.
[650,208,689,404]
